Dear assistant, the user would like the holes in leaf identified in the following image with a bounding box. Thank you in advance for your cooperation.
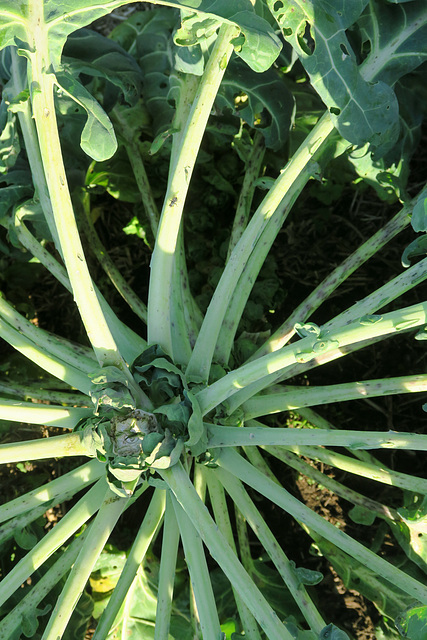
[253,108,272,130]
[282,27,293,37]
[234,92,249,111]
[340,43,349,57]
[329,106,341,116]
[297,21,315,56]
[273,0,284,11]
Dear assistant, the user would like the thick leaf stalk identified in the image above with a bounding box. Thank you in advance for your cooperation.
[217,448,427,605]
[147,22,239,356]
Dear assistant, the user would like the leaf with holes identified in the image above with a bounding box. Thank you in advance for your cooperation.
[215,57,294,150]
[267,0,399,155]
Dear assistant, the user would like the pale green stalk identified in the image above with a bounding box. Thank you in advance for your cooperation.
[0,381,89,405]
[161,463,294,640]
[225,335,384,416]
[0,459,104,523]
[231,203,427,409]
[12,208,148,366]
[196,300,427,415]
[216,467,326,635]
[252,199,414,357]
[217,448,427,604]
[296,407,385,467]
[176,230,204,348]
[169,228,194,365]
[0,429,95,464]
[265,447,399,522]
[29,10,124,370]
[324,253,427,332]
[41,487,129,640]
[93,488,166,640]
[186,112,336,382]
[0,294,97,374]
[77,190,148,323]
[163,75,203,362]
[0,319,91,393]
[0,527,88,640]
[112,105,160,238]
[168,74,200,175]
[0,478,107,609]
[206,423,427,450]
[0,398,91,428]
[154,493,181,640]
[226,130,266,261]
[266,444,427,495]
[205,469,263,640]
[172,495,222,640]
[10,50,60,250]
[148,23,239,357]
[241,374,427,418]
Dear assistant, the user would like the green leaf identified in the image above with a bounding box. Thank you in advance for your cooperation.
[110,9,179,137]
[395,604,427,639]
[21,604,51,638]
[170,0,282,72]
[0,88,21,174]
[86,149,142,202]
[0,0,141,68]
[290,561,323,587]
[401,235,427,268]
[268,0,399,155]
[0,167,33,217]
[411,194,427,233]
[89,365,136,411]
[294,322,321,339]
[348,505,376,526]
[62,28,143,106]
[357,1,427,87]
[91,549,192,639]
[319,624,350,640]
[55,70,117,161]
[216,57,294,150]
[390,495,427,575]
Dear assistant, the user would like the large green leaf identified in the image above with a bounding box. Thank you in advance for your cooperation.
[358,0,427,86]
[55,70,118,161]
[91,548,193,640]
[216,57,294,151]
[62,28,143,107]
[0,0,279,71]
[163,0,282,72]
[109,10,180,137]
[267,0,399,156]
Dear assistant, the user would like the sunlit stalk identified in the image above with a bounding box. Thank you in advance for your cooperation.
[172,495,222,640]
[148,23,239,356]
[161,463,294,640]
[0,459,104,523]
[154,493,181,640]
[93,488,166,640]
[42,487,128,640]
[217,448,427,604]
[269,444,427,494]
[0,479,107,609]
[216,467,326,634]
